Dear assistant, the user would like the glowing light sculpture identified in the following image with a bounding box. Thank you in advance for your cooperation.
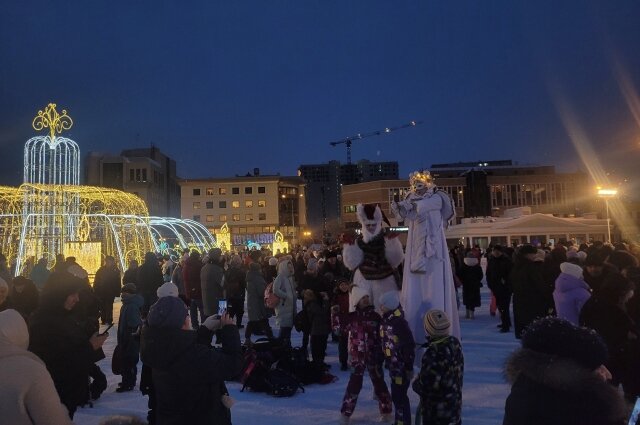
[271,230,289,254]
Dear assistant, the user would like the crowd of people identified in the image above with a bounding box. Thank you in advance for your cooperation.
[1,236,640,424]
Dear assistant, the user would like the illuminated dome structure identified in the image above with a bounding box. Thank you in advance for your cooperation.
[0,103,217,277]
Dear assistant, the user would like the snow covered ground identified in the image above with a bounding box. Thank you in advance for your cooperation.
[74,287,519,424]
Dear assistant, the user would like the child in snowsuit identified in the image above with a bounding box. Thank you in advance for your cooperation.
[303,289,331,368]
[340,285,392,424]
[332,278,351,371]
[412,309,464,425]
[379,291,415,425]
[117,283,144,391]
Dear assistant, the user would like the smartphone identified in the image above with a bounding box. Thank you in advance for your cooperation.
[100,323,114,336]
[218,299,227,315]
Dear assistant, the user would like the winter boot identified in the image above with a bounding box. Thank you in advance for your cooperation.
[465,309,471,319]
[470,310,475,319]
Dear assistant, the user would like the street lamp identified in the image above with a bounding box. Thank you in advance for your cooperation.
[597,187,618,242]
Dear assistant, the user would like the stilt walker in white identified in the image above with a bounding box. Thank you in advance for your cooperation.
[391,171,460,345]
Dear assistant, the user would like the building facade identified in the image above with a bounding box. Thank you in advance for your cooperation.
[299,159,398,239]
[179,174,307,248]
[85,147,180,217]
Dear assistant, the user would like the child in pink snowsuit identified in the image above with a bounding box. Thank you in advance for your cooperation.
[340,285,392,424]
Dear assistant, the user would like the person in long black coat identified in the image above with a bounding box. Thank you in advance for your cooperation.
[28,273,108,418]
[511,245,553,339]
[503,317,627,425]
[137,252,164,315]
[9,276,39,319]
[460,253,483,319]
[580,273,640,400]
[140,296,242,425]
[93,256,121,325]
[486,245,513,332]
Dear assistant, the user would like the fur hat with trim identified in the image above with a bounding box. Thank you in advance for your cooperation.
[350,285,370,308]
[560,262,584,280]
[464,252,479,266]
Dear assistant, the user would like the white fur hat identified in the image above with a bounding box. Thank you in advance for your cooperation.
[157,282,179,298]
[560,262,584,280]
[350,285,370,308]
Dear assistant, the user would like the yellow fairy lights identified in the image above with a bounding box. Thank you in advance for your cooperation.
[32,103,73,140]
[271,230,289,254]
[217,223,231,253]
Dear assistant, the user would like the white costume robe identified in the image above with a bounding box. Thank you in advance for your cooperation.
[397,190,460,344]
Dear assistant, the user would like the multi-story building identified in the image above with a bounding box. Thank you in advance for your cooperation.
[298,159,398,239]
[85,147,180,217]
[179,172,306,249]
[342,160,594,230]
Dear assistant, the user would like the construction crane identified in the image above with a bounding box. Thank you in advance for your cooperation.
[329,120,423,164]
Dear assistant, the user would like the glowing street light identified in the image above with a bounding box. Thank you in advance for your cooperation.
[597,187,618,242]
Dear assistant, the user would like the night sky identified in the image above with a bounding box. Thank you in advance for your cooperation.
[1,1,639,187]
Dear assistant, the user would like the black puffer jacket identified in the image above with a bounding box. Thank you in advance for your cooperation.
[140,324,242,425]
[503,349,627,425]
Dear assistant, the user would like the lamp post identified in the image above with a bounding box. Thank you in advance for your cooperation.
[597,188,618,243]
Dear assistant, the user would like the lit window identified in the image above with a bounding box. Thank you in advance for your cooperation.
[232,214,240,222]
[258,213,266,221]
[245,214,253,221]
[206,201,213,209]
[258,200,266,207]
[206,188,214,196]
[193,202,201,209]
[245,187,253,194]
[232,187,239,195]
[219,188,226,195]
[245,200,253,208]
[193,188,200,196]
[206,215,214,222]
[232,201,240,208]
[219,214,227,222]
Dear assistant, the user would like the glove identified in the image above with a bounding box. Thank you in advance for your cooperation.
[202,315,221,331]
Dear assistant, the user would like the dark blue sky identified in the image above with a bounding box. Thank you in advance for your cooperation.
[1,1,639,185]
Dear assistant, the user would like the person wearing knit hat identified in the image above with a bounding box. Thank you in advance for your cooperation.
[379,291,415,425]
[156,281,179,298]
[0,309,74,425]
[140,292,242,424]
[340,284,392,423]
[413,309,463,425]
[503,317,627,425]
[350,284,371,310]
[553,262,590,326]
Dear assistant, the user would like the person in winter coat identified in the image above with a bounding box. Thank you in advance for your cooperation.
[553,262,591,326]
[94,256,122,325]
[122,259,138,287]
[244,261,273,344]
[298,260,328,354]
[0,276,11,311]
[303,289,331,368]
[583,251,616,294]
[580,273,640,400]
[116,283,144,392]
[379,291,415,425]
[0,309,74,425]
[511,245,553,339]
[161,256,175,283]
[503,317,627,425]
[332,278,351,371]
[170,257,186,297]
[224,255,246,327]
[486,245,513,332]
[183,250,205,328]
[137,252,164,315]
[272,258,297,346]
[9,276,39,320]
[340,285,392,424]
[29,257,50,292]
[460,252,483,319]
[412,309,463,425]
[201,248,225,318]
[140,296,243,425]
[28,273,108,418]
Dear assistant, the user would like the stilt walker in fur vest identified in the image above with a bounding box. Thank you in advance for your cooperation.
[341,203,404,313]
[391,170,461,346]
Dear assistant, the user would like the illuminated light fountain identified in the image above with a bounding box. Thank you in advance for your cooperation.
[0,103,217,277]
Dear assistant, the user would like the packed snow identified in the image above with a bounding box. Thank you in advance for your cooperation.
[74,287,518,424]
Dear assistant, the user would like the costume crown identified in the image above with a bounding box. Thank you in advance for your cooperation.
[409,170,434,190]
